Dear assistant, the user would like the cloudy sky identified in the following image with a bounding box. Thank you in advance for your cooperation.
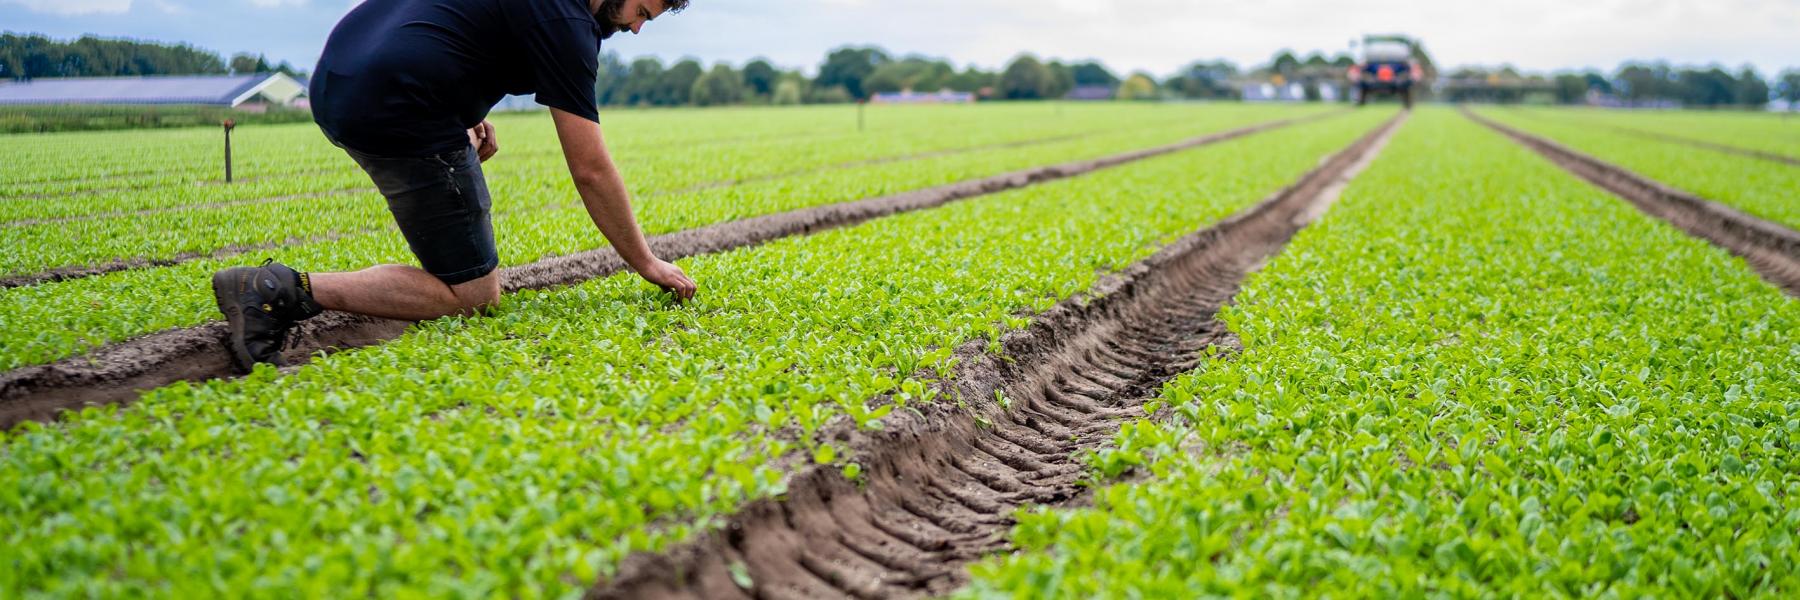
[3,0,1796,77]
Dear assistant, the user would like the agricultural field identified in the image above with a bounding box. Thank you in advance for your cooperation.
[2,102,1796,598]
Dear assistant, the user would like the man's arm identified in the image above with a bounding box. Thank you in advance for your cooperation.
[551,107,697,299]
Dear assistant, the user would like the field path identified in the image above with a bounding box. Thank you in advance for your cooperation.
[588,112,1407,600]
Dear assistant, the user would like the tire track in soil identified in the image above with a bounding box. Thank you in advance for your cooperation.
[1465,109,1800,296]
[585,112,1407,600]
[0,111,1346,429]
[0,124,1163,288]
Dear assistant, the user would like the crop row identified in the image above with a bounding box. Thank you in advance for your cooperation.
[964,108,1800,597]
[1476,108,1800,231]
[0,103,1223,221]
[0,106,1280,276]
[0,110,1395,597]
[0,105,1332,370]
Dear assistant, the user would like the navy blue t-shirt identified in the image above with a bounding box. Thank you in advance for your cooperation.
[311,0,603,157]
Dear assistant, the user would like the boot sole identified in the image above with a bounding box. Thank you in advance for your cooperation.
[211,269,257,375]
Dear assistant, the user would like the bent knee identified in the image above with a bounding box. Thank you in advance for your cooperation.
[449,274,501,316]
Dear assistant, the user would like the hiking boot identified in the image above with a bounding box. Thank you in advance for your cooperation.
[211,260,324,373]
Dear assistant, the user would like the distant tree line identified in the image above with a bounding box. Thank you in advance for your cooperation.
[1440,62,1794,108]
[0,33,302,80]
[593,46,1250,107]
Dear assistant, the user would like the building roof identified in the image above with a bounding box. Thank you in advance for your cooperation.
[0,73,303,106]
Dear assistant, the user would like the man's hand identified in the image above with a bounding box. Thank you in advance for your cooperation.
[634,258,697,301]
[550,107,701,302]
[467,120,498,162]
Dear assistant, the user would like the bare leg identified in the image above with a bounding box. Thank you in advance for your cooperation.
[310,265,500,321]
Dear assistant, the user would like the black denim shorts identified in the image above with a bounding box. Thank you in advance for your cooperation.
[334,141,498,285]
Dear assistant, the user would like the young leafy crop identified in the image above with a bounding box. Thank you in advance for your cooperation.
[1477,108,1800,230]
[0,104,1332,370]
[0,111,1394,597]
[964,108,1800,598]
[0,103,1263,275]
[1512,106,1800,159]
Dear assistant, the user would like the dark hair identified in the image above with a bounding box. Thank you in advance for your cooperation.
[663,0,689,12]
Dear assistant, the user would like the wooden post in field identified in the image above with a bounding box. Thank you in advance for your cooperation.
[222,119,237,183]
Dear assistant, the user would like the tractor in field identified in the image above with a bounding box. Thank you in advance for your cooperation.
[1351,35,1421,108]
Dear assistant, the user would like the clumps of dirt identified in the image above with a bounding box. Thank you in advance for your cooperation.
[587,113,1406,600]
[0,112,1343,430]
[1465,109,1800,296]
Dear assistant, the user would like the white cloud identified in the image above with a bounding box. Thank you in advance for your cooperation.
[2,0,132,15]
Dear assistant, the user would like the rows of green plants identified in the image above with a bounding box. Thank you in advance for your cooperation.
[965,108,1800,597]
[1,107,1234,275]
[0,103,1217,221]
[1478,108,1800,231]
[0,105,1332,370]
[1514,106,1800,159]
[0,103,1210,197]
[0,110,1395,597]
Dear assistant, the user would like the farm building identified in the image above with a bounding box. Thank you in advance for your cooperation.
[0,73,306,109]
[870,90,976,104]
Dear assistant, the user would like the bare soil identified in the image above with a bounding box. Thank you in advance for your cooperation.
[586,112,1407,600]
[1465,109,1800,296]
[0,112,1340,430]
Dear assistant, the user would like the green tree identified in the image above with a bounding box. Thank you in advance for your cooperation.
[690,63,744,106]
[593,51,631,105]
[808,85,853,104]
[1781,69,1800,104]
[1045,60,1075,98]
[622,56,664,105]
[816,46,889,100]
[1734,66,1769,107]
[1069,61,1118,87]
[228,52,272,75]
[657,59,704,106]
[1000,55,1055,100]
[1165,60,1238,99]
[1116,73,1158,100]
[742,59,778,98]
[863,57,955,94]
[943,67,997,95]
[772,75,805,105]
[0,33,228,79]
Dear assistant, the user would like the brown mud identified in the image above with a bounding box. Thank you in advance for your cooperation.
[1466,109,1800,296]
[0,112,1344,430]
[586,112,1407,600]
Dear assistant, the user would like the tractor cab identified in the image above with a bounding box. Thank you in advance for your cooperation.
[1351,35,1421,108]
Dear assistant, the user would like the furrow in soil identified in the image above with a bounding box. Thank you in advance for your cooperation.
[0,111,1345,429]
[586,111,1407,600]
[1463,108,1800,296]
